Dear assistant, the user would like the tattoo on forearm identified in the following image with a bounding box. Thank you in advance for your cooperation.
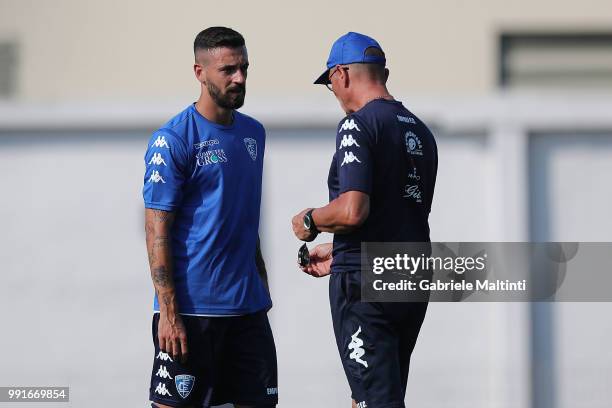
[160,293,173,306]
[152,266,173,288]
[153,210,173,223]
[147,248,157,266]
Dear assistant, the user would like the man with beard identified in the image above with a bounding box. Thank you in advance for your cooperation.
[143,27,277,408]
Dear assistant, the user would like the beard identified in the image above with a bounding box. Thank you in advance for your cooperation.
[206,80,246,109]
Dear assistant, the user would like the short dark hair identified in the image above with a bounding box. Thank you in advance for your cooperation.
[359,46,387,82]
[194,26,245,55]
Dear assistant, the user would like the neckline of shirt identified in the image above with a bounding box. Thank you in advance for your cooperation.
[190,103,237,131]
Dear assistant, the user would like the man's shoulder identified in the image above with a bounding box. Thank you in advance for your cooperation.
[149,105,196,151]
[159,105,195,136]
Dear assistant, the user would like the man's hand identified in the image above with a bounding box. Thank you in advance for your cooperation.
[158,307,189,363]
[292,208,317,242]
[299,243,333,277]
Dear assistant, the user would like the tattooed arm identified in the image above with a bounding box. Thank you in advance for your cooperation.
[255,236,269,292]
[145,208,188,363]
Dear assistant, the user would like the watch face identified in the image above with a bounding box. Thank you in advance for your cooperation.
[303,214,311,230]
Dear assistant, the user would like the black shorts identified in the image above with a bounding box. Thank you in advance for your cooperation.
[329,272,428,408]
[149,311,278,407]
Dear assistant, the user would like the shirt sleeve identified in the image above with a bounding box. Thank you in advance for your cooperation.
[336,116,374,195]
[142,130,189,211]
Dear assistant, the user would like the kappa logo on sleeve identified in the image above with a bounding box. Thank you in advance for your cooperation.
[148,170,166,184]
[339,134,360,149]
[151,135,170,149]
[148,153,167,166]
[340,151,361,167]
[340,118,361,132]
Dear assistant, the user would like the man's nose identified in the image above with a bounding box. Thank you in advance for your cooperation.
[232,70,246,84]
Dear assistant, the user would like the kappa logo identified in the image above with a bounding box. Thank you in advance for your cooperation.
[175,374,195,399]
[397,115,416,124]
[148,152,167,166]
[156,351,174,362]
[151,135,170,149]
[405,132,423,156]
[154,382,173,397]
[408,167,420,181]
[196,149,228,167]
[148,170,166,184]
[348,326,368,368]
[244,138,257,161]
[341,151,361,167]
[340,118,361,132]
[403,184,423,203]
[194,139,219,149]
[156,365,173,379]
[339,134,360,149]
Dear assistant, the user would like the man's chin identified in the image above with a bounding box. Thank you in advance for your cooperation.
[227,94,245,109]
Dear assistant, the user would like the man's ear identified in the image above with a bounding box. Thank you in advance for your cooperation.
[384,68,390,83]
[341,66,350,88]
[194,63,207,84]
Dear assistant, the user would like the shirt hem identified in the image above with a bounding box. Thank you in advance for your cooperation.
[144,201,177,211]
[152,302,271,316]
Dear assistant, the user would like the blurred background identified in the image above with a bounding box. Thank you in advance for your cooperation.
[1,0,611,407]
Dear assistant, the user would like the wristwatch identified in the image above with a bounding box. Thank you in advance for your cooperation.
[303,209,319,235]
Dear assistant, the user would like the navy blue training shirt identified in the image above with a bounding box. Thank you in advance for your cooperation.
[327,99,438,273]
[143,104,271,315]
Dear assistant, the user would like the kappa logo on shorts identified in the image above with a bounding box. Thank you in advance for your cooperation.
[154,382,173,397]
[348,326,368,368]
[175,374,196,399]
[156,351,174,362]
[244,138,257,161]
[156,365,173,379]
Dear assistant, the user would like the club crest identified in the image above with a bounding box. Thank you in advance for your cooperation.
[244,138,257,161]
[175,374,195,399]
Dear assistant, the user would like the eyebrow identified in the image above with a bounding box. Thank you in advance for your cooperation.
[219,62,249,71]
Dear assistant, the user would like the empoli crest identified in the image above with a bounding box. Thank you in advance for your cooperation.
[175,374,195,399]
[244,138,257,161]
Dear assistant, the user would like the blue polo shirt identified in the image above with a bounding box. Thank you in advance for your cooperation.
[327,99,438,273]
[143,104,271,315]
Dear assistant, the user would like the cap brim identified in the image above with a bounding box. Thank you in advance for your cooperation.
[313,69,330,85]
